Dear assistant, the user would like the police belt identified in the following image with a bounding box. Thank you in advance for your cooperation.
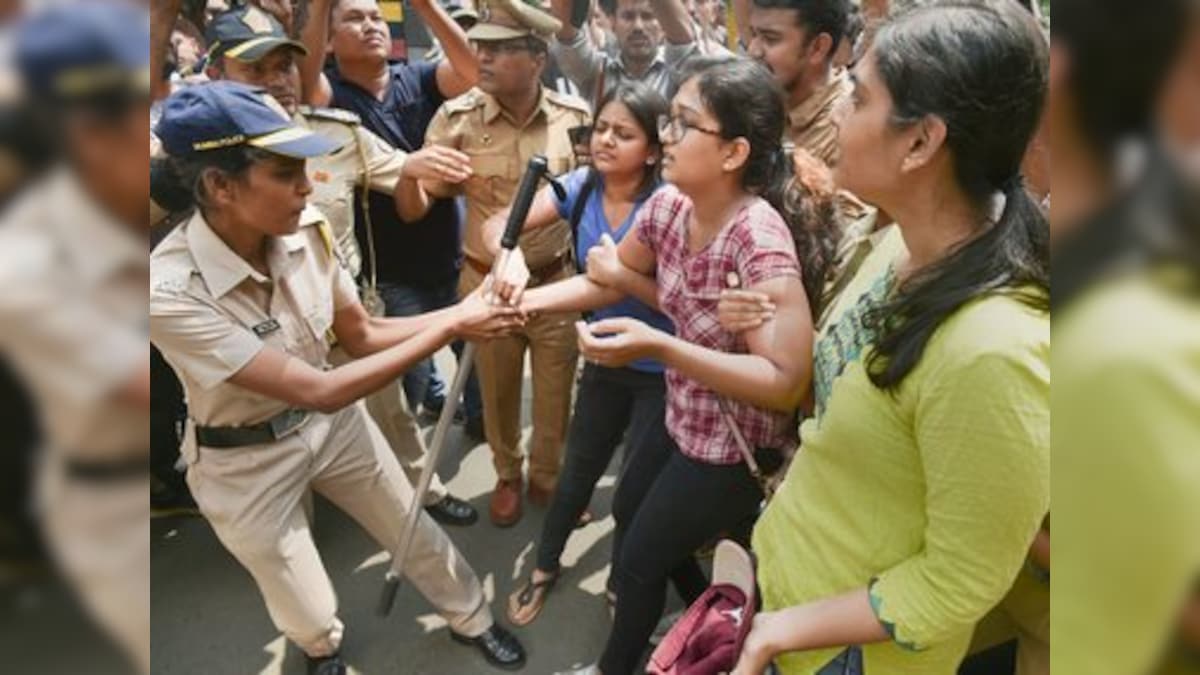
[465,250,572,287]
[195,409,311,448]
[65,455,150,482]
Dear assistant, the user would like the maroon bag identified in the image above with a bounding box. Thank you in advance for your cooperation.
[646,540,757,675]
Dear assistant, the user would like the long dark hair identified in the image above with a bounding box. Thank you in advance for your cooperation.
[684,56,839,314]
[1052,0,1199,305]
[592,81,668,197]
[863,0,1050,390]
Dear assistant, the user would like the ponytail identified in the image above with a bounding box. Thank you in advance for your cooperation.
[865,178,1050,390]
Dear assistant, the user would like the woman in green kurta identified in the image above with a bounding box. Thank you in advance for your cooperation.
[729,2,1051,674]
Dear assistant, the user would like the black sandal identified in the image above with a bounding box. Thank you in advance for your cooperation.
[506,571,558,626]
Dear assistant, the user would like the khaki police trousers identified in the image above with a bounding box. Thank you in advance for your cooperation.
[458,263,579,490]
[328,346,448,505]
[38,453,150,674]
[181,404,492,658]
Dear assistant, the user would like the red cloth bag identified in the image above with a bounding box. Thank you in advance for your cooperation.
[647,541,757,675]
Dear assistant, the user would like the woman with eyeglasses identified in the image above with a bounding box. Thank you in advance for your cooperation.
[479,81,674,628]
[498,56,831,675]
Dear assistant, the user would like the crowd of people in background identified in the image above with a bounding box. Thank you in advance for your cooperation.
[143,1,1059,673]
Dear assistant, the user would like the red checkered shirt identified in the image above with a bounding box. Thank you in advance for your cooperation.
[636,185,802,465]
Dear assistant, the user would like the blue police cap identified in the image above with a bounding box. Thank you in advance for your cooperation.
[156,81,341,159]
[205,4,308,64]
[15,1,150,101]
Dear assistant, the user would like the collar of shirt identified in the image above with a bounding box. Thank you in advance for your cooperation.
[787,67,851,135]
[186,207,318,298]
[614,47,667,78]
[481,85,554,128]
[46,168,147,285]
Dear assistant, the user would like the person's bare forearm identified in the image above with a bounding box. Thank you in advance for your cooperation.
[651,334,804,412]
[753,590,890,661]
[394,176,434,223]
[612,266,660,310]
[417,0,478,92]
[649,0,695,45]
[296,0,334,105]
[549,0,580,41]
[523,274,624,315]
[151,0,182,100]
[340,306,461,357]
[308,323,456,411]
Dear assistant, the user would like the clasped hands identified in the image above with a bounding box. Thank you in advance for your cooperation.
[463,235,665,367]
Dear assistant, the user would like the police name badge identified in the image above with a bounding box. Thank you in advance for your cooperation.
[253,318,282,337]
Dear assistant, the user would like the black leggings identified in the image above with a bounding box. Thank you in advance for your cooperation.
[536,364,669,576]
[599,441,763,675]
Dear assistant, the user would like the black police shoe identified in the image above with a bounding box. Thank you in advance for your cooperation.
[451,624,527,671]
[425,495,479,526]
[306,652,346,675]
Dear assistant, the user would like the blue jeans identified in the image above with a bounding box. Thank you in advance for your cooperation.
[377,280,482,420]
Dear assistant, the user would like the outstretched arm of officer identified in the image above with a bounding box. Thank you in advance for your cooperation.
[228,288,523,414]
[393,145,473,221]
[480,185,563,304]
[296,0,335,106]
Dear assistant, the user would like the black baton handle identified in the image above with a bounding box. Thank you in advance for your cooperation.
[500,155,549,251]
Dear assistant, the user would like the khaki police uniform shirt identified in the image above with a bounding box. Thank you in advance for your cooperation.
[423,86,591,269]
[150,206,359,428]
[296,107,409,279]
[787,68,852,168]
[0,168,149,460]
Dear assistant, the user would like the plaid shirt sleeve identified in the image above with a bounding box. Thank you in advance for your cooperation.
[734,201,802,288]
[635,185,681,256]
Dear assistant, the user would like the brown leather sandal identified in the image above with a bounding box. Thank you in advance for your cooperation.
[506,571,558,626]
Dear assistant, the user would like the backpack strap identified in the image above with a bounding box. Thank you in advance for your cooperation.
[568,168,598,273]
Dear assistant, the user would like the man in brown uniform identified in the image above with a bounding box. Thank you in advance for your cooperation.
[738,0,853,166]
[419,0,591,526]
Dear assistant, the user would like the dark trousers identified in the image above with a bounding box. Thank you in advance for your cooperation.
[599,442,763,675]
[535,364,668,575]
[150,344,188,499]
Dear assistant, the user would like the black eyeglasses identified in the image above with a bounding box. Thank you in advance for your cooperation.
[656,114,722,142]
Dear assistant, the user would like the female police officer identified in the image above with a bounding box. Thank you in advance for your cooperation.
[149,81,527,674]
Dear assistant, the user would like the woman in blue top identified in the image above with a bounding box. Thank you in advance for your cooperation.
[480,82,673,627]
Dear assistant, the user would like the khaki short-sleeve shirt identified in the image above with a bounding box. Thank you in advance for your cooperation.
[0,169,149,459]
[787,68,853,168]
[150,206,358,427]
[424,86,591,269]
[299,108,409,279]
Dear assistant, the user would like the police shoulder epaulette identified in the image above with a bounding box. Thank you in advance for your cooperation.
[300,105,362,125]
[298,206,341,262]
[443,90,485,115]
[545,89,591,116]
